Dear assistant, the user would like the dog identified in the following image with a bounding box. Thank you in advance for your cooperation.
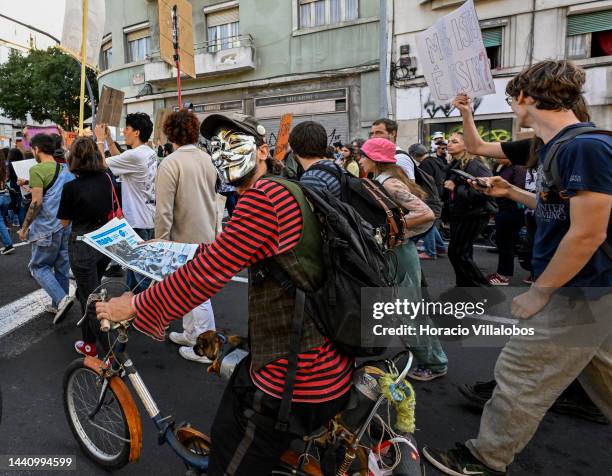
[193,330,247,375]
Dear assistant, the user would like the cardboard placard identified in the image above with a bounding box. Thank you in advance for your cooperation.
[158,0,196,79]
[415,0,495,105]
[96,85,125,127]
[154,108,172,144]
[274,114,293,161]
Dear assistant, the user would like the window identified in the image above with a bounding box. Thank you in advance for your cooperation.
[299,0,358,29]
[566,10,612,59]
[207,7,240,53]
[101,40,112,70]
[126,28,150,62]
[481,27,502,69]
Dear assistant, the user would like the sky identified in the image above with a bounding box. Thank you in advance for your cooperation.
[0,0,66,51]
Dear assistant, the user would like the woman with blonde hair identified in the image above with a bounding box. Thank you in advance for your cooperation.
[444,132,496,286]
[360,137,449,381]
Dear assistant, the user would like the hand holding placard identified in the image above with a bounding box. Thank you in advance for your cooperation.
[415,0,495,105]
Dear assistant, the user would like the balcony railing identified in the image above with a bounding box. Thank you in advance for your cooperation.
[196,34,254,55]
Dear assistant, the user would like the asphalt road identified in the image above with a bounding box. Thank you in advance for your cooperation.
[0,244,610,476]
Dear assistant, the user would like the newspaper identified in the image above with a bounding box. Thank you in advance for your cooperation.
[83,218,199,282]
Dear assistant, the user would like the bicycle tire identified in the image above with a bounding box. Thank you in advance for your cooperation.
[63,359,132,470]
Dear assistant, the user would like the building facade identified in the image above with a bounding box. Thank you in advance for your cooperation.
[98,0,383,145]
[391,0,612,149]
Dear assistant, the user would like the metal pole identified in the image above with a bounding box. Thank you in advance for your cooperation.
[379,0,389,118]
[78,0,89,135]
[172,5,182,108]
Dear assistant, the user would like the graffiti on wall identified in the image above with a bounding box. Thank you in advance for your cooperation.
[425,125,512,148]
[423,93,483,119]
[268,127,343,148]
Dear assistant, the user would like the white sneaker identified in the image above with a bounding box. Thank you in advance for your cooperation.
[169,331,195,347]
[53,295,75,324]
[44,305,58,314]
[178,346,212,364]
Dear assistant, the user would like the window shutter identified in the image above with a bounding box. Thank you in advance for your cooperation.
[567,10,612,36]
[126,28,150,42]
[207,7,239,27]
[102,41,112,51]
[481,27,502,48]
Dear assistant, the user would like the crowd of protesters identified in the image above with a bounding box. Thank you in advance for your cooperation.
[1,59,610,476]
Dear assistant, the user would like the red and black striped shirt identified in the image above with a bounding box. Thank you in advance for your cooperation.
[133,178,354,403]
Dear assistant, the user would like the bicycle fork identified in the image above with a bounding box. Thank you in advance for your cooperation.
[116,358,210,472]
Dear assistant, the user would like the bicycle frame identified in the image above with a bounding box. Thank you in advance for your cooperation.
[85,326,210,472]
[84,322,414,475]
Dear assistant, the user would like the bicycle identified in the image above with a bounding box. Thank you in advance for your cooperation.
[63,287,423,475]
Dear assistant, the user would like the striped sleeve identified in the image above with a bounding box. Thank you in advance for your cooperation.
[132,185,283,340]
[300,168,342,199]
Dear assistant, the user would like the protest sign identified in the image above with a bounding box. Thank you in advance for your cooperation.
[96,85,125,127]
[61,0,106,67]
[154,108,172,144]
[158,0,196,78]
[11,159,37,181]
[415,0,495,105]
[274,114,293,161]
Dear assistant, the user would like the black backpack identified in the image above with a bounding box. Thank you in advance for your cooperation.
[308,161,406,249]
[265,178,396,358]
[396,149,443,219]
[542,126,612,260]
[265,178,398,432]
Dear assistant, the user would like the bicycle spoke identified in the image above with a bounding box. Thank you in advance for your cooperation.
[66,367,130,462]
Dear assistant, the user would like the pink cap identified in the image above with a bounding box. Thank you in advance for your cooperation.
[361,138,397,164]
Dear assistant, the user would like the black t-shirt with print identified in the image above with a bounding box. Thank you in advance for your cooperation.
[500,138,534,166]
[57,171,115,234]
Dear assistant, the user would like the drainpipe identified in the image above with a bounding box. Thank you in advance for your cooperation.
[379,0,389,118]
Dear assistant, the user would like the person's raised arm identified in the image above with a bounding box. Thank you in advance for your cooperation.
[453,93,506,159]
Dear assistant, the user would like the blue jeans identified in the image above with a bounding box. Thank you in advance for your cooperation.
[29,227,71,307]
[127,228,154,293]
[0,194,13,247]
[422,222,445,257]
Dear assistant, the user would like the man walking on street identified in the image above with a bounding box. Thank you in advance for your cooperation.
[423,60,612,476]
[18,133,75,323]
[370,118,415,180]
[155,110,219,363]
[96,113,157,293]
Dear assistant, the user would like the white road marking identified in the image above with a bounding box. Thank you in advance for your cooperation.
[0,284,76,339]
[231,276,248,283]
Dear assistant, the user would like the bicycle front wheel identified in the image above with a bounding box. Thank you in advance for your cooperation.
[63,359,133,470]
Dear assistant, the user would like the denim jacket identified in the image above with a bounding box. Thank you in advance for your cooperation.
[29,164,74,242]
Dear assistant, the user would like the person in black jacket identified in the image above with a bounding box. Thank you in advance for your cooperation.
[410,143,448,259]
[444,132,496,286]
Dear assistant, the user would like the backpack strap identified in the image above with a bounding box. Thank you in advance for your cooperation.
[363,178,401,248]
[543,127,612,193]
[308,161,348,200]
[543,127,612,260]
[375,171,393,185]
[275,288,306,432]
[42,163,61,197]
